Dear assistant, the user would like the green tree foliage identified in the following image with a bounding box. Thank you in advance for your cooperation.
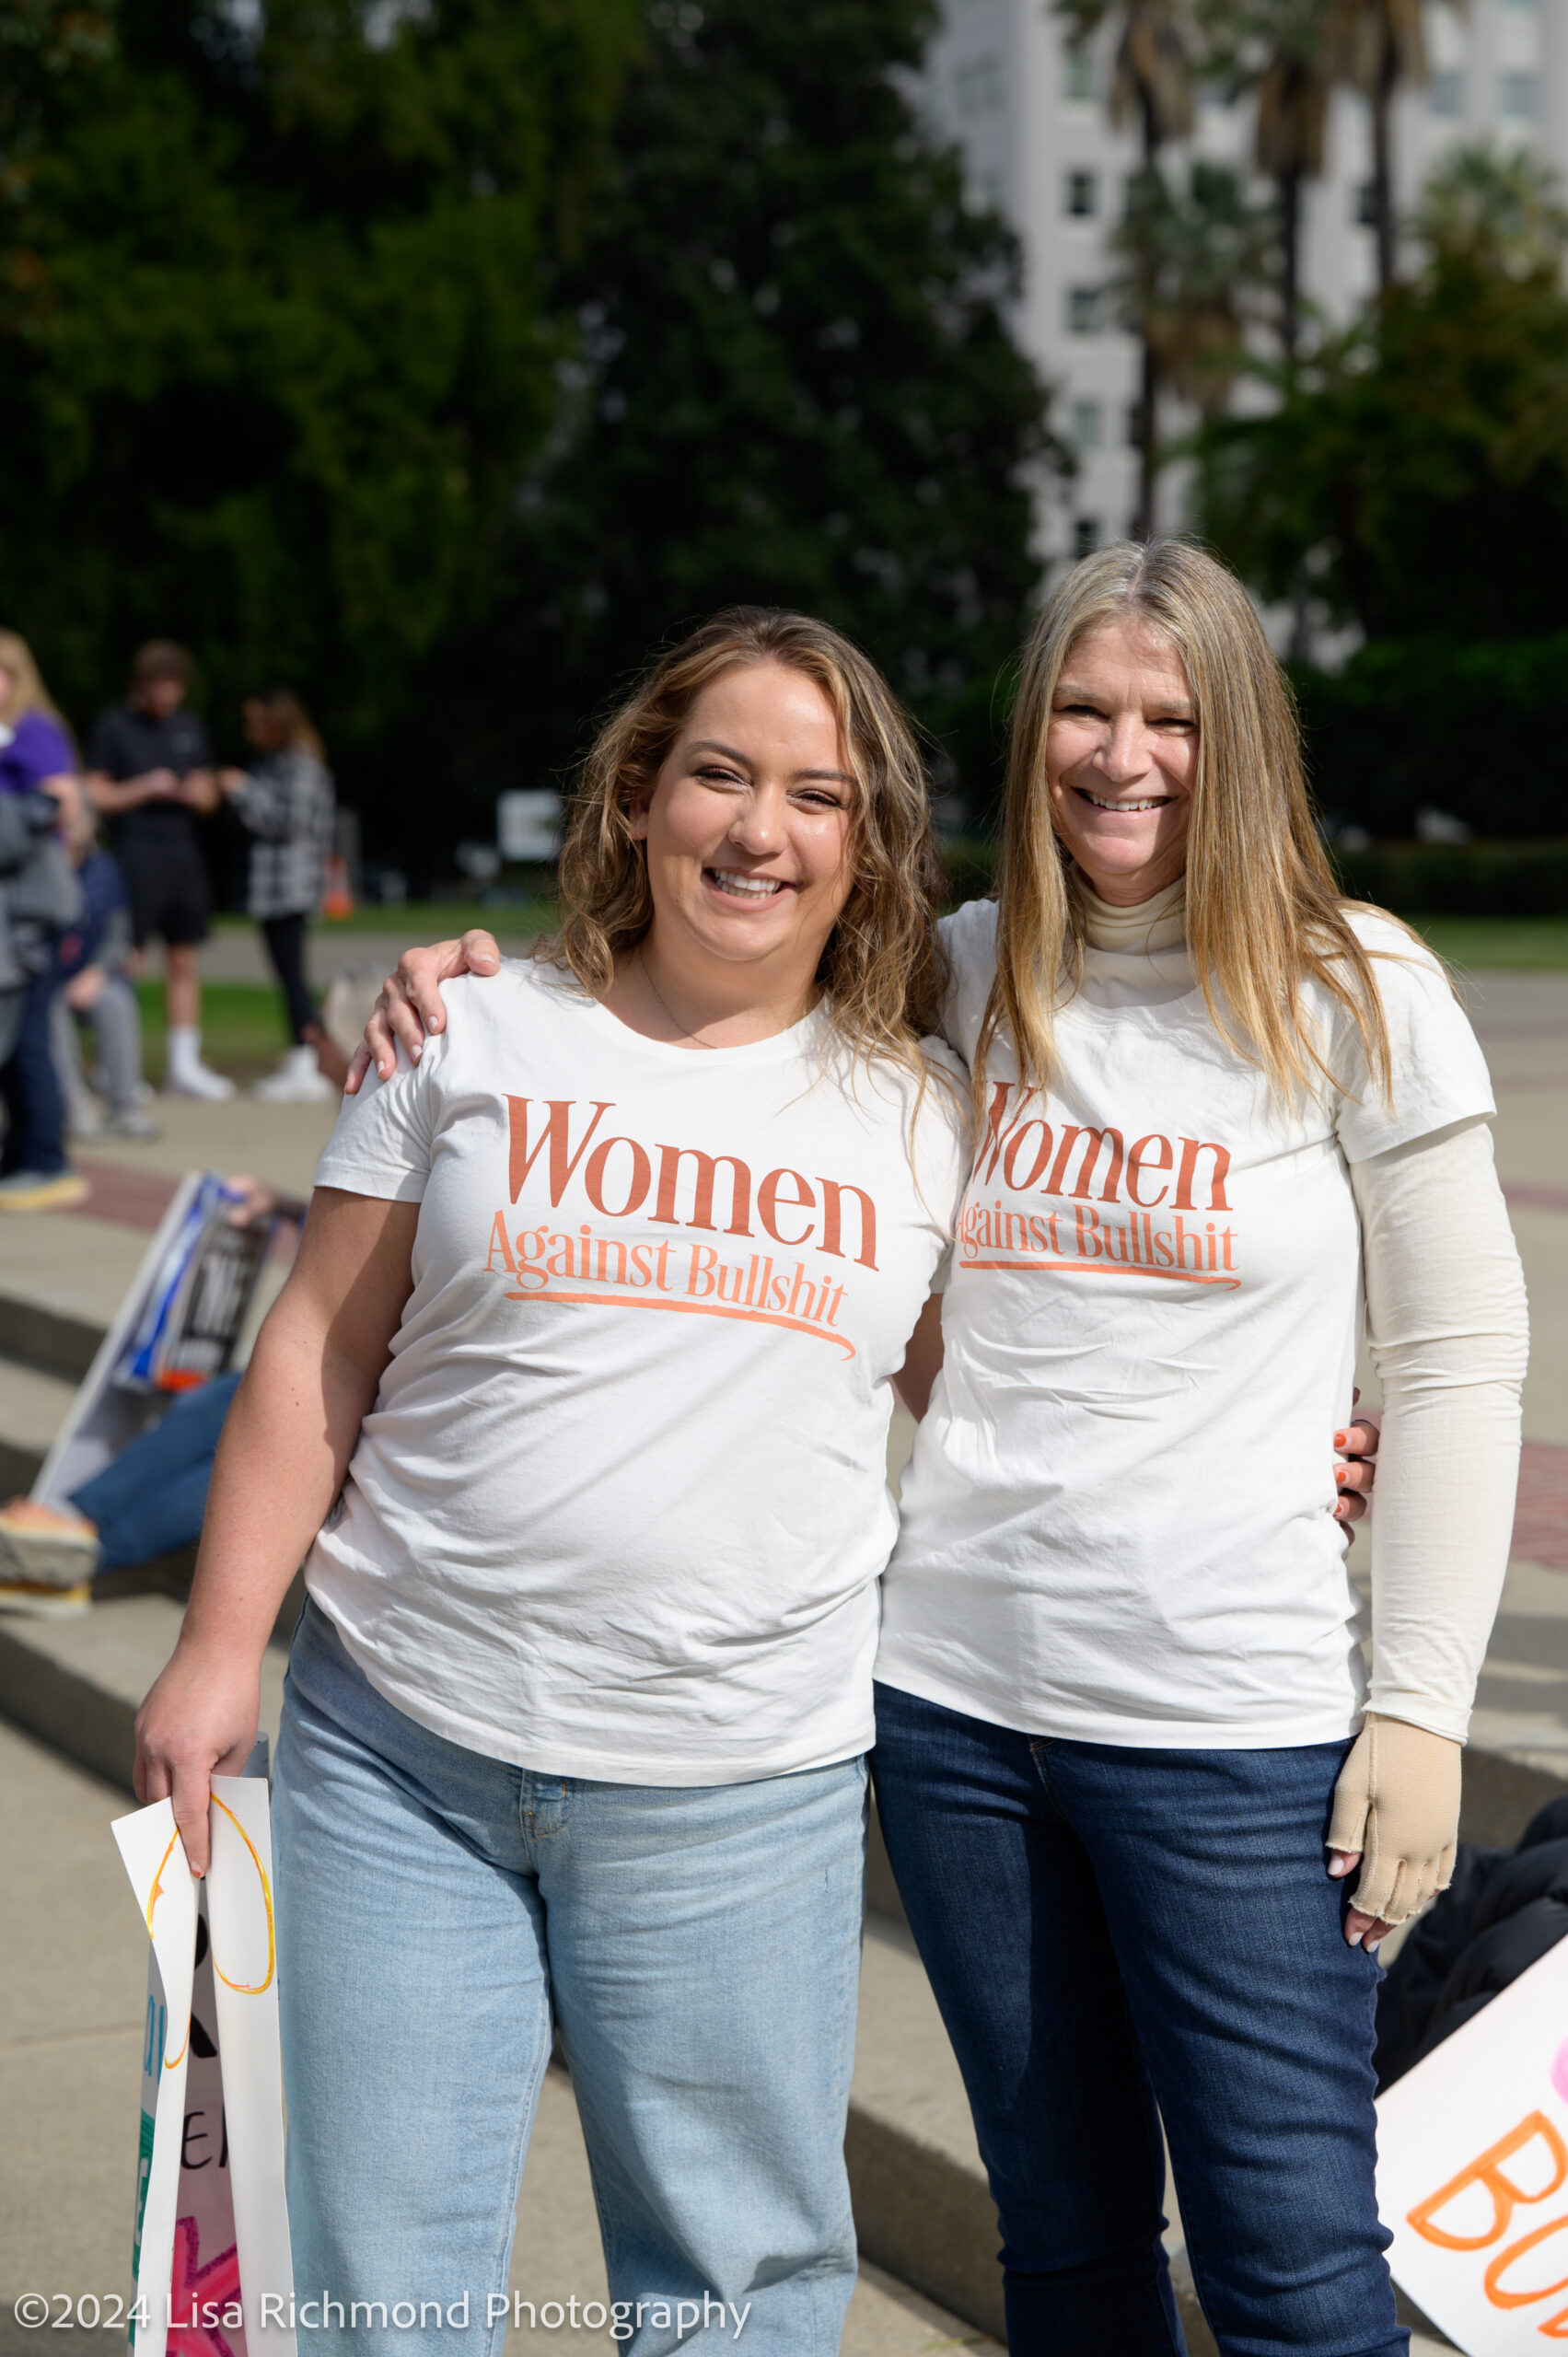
[1197,145,1568,641]
[0,0,1052,869]
[0,0,642,752]
[427,0,1056,856]
[1199,146,1568,835]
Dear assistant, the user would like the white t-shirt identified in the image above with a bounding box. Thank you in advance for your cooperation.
[877,900,1497,1747]
[306,960,967,1784]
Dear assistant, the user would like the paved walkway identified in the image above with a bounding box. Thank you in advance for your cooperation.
[0,1716,999,2355]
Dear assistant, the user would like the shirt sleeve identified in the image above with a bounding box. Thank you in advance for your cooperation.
[227,756,296,842]
[313,1038,442,1204]
[1353,1117,1528,1742]
[934,899,1000,1068]
[10,714,75,786]
[911,1038,972,1293]
[1332,918,1494,1162]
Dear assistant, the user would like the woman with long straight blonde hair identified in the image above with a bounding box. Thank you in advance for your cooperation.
[868,540,1527,2354]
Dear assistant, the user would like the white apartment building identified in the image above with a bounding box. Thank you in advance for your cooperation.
[926,0,1568,567]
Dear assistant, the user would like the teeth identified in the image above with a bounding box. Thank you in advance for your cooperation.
[708,871,784,898]
[1082,791,1167,812]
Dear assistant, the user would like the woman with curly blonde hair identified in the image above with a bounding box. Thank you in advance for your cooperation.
[135,610,970,2357]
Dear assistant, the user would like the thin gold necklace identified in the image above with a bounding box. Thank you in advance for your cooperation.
[637,949,722,1049]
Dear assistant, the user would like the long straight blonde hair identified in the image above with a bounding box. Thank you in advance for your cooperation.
[0,630,67,733]
[980,540,1405,1108]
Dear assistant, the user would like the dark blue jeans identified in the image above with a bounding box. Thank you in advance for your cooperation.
[871,1682,1404,2357]
[0,968,65,1176]
[71,1371,240,1566]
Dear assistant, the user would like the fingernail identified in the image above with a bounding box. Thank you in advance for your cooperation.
[1334,1432,1347,1448]
[1365,1934,1383,1952]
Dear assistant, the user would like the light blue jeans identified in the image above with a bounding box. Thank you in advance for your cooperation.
[273,1602,865,2356]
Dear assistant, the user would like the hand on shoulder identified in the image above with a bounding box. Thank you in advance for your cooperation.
[346,927,504,1093]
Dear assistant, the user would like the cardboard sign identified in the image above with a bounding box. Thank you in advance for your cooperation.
[1378,1933,1568,2352]
[113,1764,296,2357]
[34,1172,273,1511]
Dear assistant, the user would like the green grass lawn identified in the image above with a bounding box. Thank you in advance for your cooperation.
[135,981,296,1085]
[163,910,1567,1084]
[1406,915,1568,970]
[211,899,558,943]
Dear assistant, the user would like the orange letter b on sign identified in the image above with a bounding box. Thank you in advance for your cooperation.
[1408,2114,1568,2252]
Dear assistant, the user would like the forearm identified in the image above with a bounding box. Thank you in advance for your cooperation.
[1353,1120,1528,1741]
[87,772,154,813]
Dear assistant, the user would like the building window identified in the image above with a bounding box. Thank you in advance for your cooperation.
[1354,180,1378,226]
[1500,71,1538,119]
[1066,169,1098,218]
[1074,517,1100,561]
[1067,285,1100,334]
[955,54,1004,116]
[1071,399,1103,449]
[1429,68,1463,117]
[1063,43,1095,102]
[1126,400,1144,447]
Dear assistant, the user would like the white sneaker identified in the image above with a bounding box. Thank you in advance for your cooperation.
[166,1060,237,1101]
[251,1044,335,1104]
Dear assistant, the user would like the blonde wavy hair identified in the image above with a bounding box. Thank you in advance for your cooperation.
[981,540,1413,1109]
[543,608,947,1080]
[0,630,68,734]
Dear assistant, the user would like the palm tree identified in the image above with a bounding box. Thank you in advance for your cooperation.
[1110,161,1277,413]
[1418,142,1568,284]
[1058,0,1196,535]
[1330,0,1454,295]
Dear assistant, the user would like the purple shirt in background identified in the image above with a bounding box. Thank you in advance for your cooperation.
[0,710,74,796]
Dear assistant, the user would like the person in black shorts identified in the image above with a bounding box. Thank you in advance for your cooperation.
[85,641,233,1100]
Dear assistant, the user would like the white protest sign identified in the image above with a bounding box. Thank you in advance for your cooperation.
[205,1774,295,2357]
[113,1776,296,2357]
[1378,1933,1568,2352]
[112,1801,198,2357]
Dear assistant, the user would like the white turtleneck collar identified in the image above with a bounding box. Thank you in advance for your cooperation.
[1077,874,1187,955]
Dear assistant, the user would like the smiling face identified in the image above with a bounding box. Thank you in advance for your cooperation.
[1046,613,1199,906]
[631,660,857,988]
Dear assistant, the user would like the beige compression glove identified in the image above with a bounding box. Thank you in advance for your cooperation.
[1327,1713,1462,1925]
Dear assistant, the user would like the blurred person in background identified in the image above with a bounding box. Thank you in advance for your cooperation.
[220,685,337,1104]
[86,640,233,1101]
[50,795,158,1144]
[0,630,88,1210]
[0,1176,303,1612]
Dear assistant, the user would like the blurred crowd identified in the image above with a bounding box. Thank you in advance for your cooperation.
[0,633,339,1211]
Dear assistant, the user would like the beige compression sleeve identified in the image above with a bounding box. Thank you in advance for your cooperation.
[1351,1116,1528,1743]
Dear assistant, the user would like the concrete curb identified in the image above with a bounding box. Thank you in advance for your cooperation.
[0,1292,105,1382]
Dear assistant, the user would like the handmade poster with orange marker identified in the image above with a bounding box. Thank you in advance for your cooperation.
[112,1758,296,2357]
[1377,1933,1568,2353]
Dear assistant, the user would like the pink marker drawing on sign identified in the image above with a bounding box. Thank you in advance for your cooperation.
[1551,2038,1568,2110]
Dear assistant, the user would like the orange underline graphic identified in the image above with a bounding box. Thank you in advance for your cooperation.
[961,1255,1239,1289]
[501,1287,856,1357]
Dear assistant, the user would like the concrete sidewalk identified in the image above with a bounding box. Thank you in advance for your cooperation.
[0,1716,1001,2357]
